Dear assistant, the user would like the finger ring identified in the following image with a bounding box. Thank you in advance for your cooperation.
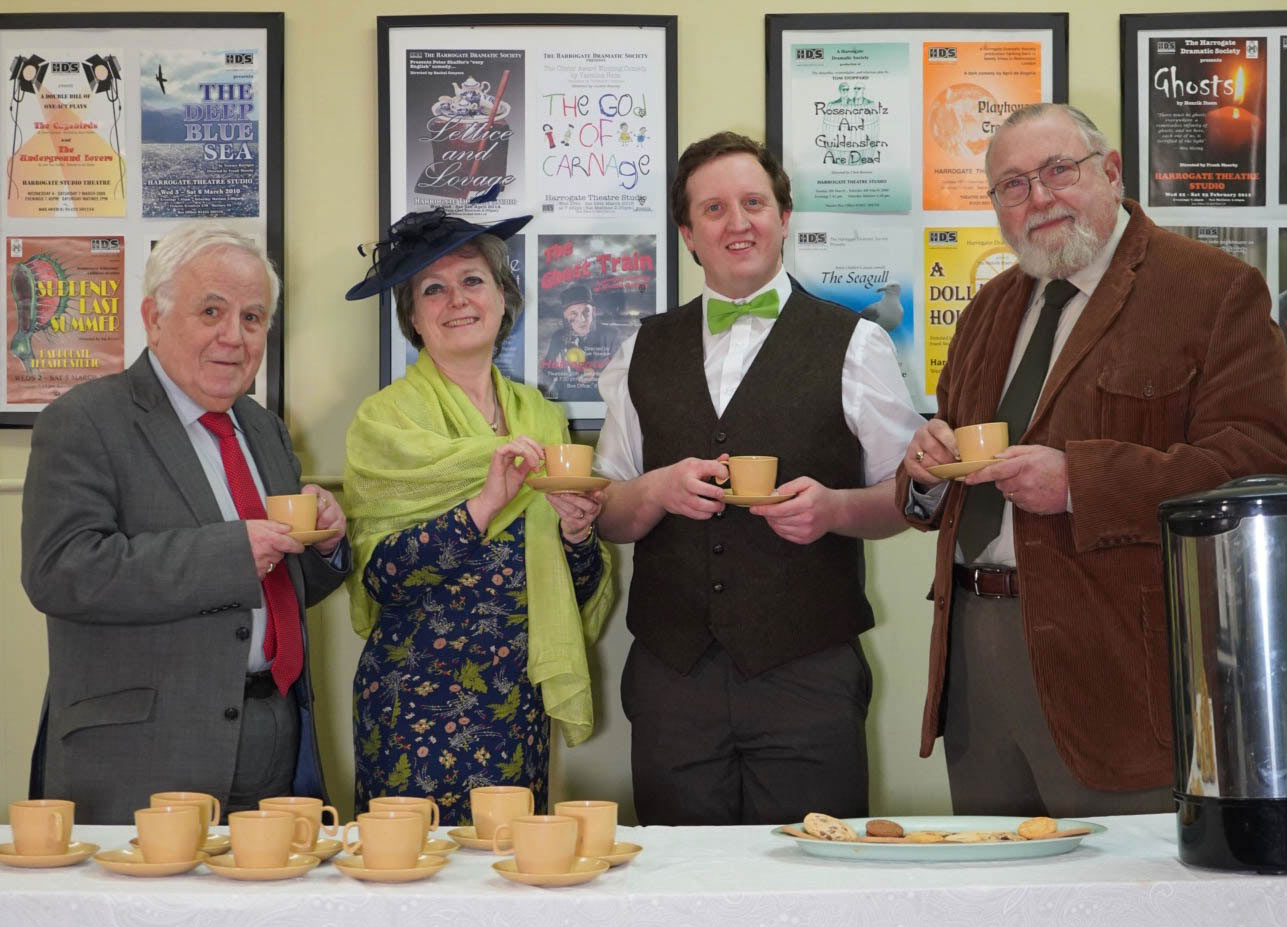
[915,449,925,462]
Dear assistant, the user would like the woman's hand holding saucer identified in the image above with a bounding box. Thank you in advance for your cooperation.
[468,435,546,530]
[547,489,604,543]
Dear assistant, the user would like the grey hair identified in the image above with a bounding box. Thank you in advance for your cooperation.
[985,103,1119,192]
[393,233,523,355]
[144,222,281,317]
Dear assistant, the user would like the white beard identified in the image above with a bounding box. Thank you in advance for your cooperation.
[1005,200,1115,280]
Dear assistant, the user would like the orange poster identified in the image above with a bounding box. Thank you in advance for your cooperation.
[922,42,1042,211]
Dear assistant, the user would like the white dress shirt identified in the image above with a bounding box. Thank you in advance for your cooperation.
[913,206,1131,567]
[595,266,924,487]
[149,351,274,672]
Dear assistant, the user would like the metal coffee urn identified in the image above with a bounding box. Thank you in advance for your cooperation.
[1160,475,1287,872]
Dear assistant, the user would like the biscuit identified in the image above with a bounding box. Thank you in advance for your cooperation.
[943,830,1000,843]
[1017,816,1058,839]
[803,812,859,842]
[905,831,946,843]
[865,819,904,838]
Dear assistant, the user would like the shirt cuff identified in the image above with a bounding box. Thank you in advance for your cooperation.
[907,480,949,519]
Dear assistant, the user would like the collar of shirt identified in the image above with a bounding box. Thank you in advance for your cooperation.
[700,266,793,330]
[147,349,244,434]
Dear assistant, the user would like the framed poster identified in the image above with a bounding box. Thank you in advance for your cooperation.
[767,13,1067,413]
[0,13,284,425]
[1122,13,1287,329]
[376,14,678,429]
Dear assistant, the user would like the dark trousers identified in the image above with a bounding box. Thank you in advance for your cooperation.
[943,588,1173,817]
[226,673,300,815]
[622,639,872,826]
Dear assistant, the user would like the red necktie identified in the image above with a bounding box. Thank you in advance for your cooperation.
[199,411,303,695]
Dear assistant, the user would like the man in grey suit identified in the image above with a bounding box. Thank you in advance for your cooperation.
[22,223,351,824]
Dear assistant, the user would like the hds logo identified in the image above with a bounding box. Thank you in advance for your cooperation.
[798,232,827,244]
[927,47,957,60]
[225,53,255,65]
[928,231,958,245]
[795,48,823,60]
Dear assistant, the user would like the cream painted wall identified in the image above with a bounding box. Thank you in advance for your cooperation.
[4,0,1282,824]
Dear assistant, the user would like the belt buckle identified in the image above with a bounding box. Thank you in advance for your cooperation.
[970,567,1006,599]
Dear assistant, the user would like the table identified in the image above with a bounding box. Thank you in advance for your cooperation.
[2,815,1286,926]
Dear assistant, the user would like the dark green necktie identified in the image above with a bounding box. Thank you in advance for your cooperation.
[706,290,780,334]
[956,278,1080,564]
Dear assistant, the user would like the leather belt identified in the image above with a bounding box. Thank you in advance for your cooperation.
[953,564,1020,598]
[244,671,277,700]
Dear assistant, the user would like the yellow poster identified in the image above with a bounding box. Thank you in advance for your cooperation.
[922,42,1042,211]
[923,227,1015,395]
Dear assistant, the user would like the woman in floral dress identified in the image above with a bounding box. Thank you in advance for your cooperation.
[343,210,615,825]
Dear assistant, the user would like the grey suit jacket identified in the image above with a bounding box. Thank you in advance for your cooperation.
[21,351,350,823]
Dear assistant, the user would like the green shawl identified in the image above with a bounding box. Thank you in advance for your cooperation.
[344,351,614,746]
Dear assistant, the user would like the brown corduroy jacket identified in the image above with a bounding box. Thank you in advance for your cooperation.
[896,200,1287,791]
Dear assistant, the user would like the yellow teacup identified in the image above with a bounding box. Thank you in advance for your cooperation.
[135,805,201,863]
[229,809,312,869]
[258,796,340,851]
[954,422,1009,463]
[727,456,778,496]
[368,796,439,849]
[543,444,593,479]
[470,785,534,839]
[554,800,617,857]
[10,799,74,856]
[492,814,578,874]
[265,493,317,532]
[341,811,423,870]
[150,791,219,848]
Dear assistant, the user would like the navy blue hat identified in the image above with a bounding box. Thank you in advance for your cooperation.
[345,208,531,301]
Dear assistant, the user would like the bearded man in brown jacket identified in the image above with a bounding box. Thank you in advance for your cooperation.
[898,103,1287,817]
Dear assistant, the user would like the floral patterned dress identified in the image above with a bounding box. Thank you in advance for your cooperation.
[354,502,603,825]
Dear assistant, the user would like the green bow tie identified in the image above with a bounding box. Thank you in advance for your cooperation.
[706,290,780,334]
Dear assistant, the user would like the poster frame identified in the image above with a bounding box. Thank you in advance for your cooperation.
[1120,11,1287,203]
[376,13,679,431]
[765,12,1068,415]
[0,11,285,427]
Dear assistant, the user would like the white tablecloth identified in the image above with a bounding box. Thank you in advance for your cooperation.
[2,815,1286,926]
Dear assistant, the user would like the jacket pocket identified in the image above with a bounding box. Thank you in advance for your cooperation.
[1139,585,1174,749]
[1096,364,1195,450]
[53,687,156,740]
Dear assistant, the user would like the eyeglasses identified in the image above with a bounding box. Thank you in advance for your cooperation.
[988,152,1102,207]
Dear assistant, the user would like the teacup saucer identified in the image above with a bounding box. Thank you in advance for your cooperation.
[596,841,643,866]
[447,826,511,851]
[0,841,99,868]
[203,852,319,880]
[299,837,343,861]
[723,490,797,507]
[492,856,609,886]
[289,527,342,545]
[927,458,1001,481]
[93,847,206,877]
[423,837,459,855]
[527,476,611,495]
[333,853,448,883]
[131,833,231,856]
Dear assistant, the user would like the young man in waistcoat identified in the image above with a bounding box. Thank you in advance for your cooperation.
[594,132,924,825]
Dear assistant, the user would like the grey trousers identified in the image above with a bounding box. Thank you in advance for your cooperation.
[226,680,300,816]
[943,588,1173,818]
[622,639,872,826]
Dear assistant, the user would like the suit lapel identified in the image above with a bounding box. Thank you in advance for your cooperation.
[962,273,1036,428]
[128,353,223,525]
[235,398,295,496]
[1027,203,1150,435]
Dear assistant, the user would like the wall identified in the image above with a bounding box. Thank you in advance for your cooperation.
[4,0,1280,823]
